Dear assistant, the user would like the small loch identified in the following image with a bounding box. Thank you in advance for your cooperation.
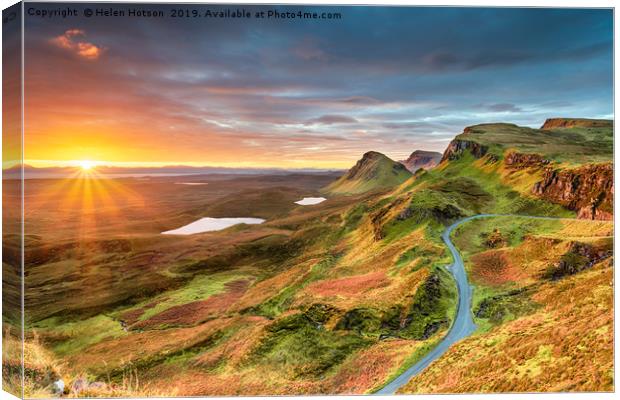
[294,197,326,205]
[162,217,265,235]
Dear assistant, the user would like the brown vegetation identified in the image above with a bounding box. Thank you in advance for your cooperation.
[400,258,613,393]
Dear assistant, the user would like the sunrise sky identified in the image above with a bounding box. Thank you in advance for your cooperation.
[23,5,613,169]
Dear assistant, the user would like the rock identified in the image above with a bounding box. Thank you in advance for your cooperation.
[440,139,488,162]
[420,320,447,340]
[504,151,550,169]
[532,163,613,220]
[431,204,462,222]
[484,229,507,248]
[543,241,613,280]
[52,379,65,396]
[397,208,413,220]
[540,118,612,130]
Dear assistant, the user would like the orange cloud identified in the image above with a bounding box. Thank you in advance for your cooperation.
[51,29,105,60]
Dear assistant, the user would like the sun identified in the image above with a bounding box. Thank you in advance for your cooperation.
[78,160,95,171]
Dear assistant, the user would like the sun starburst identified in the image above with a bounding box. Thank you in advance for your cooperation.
[78,160,95,171]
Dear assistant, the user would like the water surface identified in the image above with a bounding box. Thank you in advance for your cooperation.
[162,217,265,235]
[295,197,326,205]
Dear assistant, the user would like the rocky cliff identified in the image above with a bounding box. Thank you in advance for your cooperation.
[532,163,613,220]
[434,121,613,220]
[540,118,612,130]
[504,151,550,169]
[440,138,488,162]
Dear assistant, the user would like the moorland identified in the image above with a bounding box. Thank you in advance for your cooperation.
[2,118,614,397]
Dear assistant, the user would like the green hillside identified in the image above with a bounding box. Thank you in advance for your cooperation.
[14,118,613,397]
[326,151,412,194]
[451,118,612,166]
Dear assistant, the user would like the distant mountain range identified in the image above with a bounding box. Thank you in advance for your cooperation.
[400,150,442,172]
[324,117,612,221]
[3,164,345,179]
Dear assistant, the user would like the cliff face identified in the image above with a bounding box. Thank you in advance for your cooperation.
[440,139,488,162]
[541,118,613,130]
[532,163,613,220]
[438,121,613,220]
[504,151,550,169]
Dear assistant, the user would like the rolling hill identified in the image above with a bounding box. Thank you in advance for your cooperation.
[11,118,613,397]
[325,151,412,194]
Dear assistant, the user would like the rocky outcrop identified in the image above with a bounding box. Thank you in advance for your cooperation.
[543,241,612,280]
[532,163,613,220]
[540,118,612,130]
[504,151,550,169]
[400,150,442,172]
[440,139,488,162]
[484,229,507,248]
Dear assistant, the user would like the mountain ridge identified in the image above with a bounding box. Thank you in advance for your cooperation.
[541,117,612,130]
[325,151,412,194]
[436,118,613,220]
[400,150,442,172]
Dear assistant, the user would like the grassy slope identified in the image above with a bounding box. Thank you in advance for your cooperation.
[388,122,613,393]
[21,182,456,396]
[372,121,612,394]
[455,122,612,166]
[17,121,613,396]
[399,217,613,393]
[326,152,412,194]
[139,133,595,395]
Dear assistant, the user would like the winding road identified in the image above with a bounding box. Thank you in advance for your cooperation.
[376,213,574,395]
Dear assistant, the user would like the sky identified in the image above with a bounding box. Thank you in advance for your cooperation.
[23,5,613,169]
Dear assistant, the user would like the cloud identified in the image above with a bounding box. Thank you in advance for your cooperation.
[422,51,460,70]
[305,115,359,125]
[338,96,382,105]
[24,6,611,167]
[382,121,445,131]
[292,38,328,62]
[487,103,523,113]
[51,29,105,60]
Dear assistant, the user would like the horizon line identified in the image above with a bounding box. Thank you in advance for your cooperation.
[5,160,351,171]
